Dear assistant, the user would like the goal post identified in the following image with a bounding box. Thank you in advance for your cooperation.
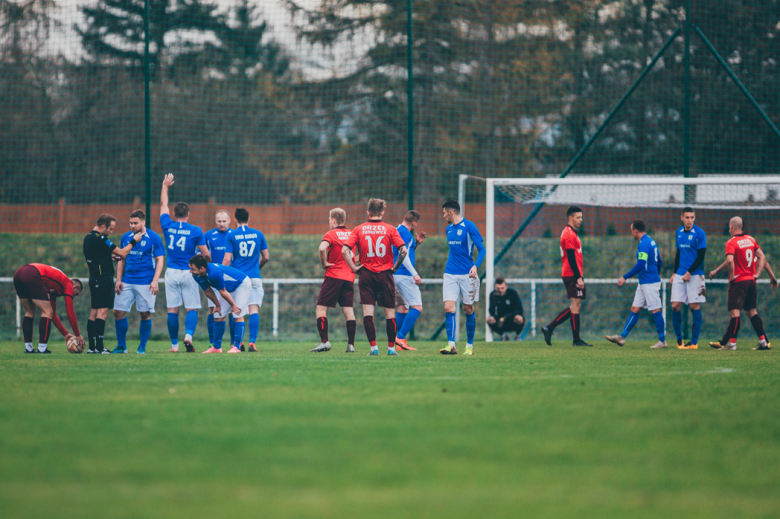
[484,176,780,343]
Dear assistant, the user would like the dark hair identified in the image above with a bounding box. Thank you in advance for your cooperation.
[96,213,116,227]
[404,210,421,223]
[367,198,387,217]
[129,209,145,221]
[682,206,695,214]
[631,219,646,232]
[71,278,83,291]
[442,200,460,214]
[495,277,506,285]
[189,255,208,269]
[566,206,582,217]
[174,202,189,218]
[235,207,250,223]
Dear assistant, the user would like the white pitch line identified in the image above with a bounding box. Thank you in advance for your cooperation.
[350,367,735,381]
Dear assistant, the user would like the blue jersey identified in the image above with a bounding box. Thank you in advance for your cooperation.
[193,263,247,293]
[120,229,165,285]
[206,228,232,265]
[676,224,707,276]
[445,218,486,276]
[160,214,206,270]
[624,234,661,285]
[393,224,417,277]
[226,225,268,279]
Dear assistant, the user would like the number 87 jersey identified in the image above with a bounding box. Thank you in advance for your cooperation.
[344,220,406,273]
[226,224,268,278]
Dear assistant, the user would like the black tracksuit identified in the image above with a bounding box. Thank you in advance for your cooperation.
[488,288,525,335]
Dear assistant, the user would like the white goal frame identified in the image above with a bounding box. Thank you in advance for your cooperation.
[484,176,780,342]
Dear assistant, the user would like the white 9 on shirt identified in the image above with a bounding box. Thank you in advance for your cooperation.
[364,235,386,257]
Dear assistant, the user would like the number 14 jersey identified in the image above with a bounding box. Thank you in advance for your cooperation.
[227,224,268,278]
[344,220,406,273]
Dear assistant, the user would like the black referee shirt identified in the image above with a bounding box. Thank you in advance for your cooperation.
[83,230,117,277]
[489,288,524,319]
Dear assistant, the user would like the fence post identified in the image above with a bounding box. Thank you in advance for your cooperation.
[16,297,21,338]
[272,281,279,339]
[406,0,414,211]
[531,280,537,337]
[144,0,152,223]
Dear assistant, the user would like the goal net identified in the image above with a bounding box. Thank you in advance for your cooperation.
[483,176,780,343]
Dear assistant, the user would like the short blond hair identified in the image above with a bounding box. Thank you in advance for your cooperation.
[329,207,346,225]
[367,198,386,217]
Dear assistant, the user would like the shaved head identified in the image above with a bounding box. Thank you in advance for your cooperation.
[730,216,743,231]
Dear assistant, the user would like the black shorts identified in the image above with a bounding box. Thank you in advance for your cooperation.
[728,279,757,311]
[358,269,396,309]
[89,275,115,309]
[13,265,50,301]
[563,276,586,299]
[316,277,354,308]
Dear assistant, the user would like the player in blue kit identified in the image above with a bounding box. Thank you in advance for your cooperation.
[188,256,252,353]
[440,200,485,356]
[393,210,426,351]
[606,220,668,349]
[205,210,233,349]
[670,207,707,349]
[159,174,210,352]
[112,210,165,353]
[223,208,269,353]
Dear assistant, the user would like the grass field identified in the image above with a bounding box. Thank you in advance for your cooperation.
[1,338,779,519]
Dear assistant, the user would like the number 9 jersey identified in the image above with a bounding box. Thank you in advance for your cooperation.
[226,224,268,278]
[726,233,760,283]
[344,220,406,273]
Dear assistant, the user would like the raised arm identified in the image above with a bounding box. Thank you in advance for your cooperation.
[160,173,174,216]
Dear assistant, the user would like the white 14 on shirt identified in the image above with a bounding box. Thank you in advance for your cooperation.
[168,235,186,251]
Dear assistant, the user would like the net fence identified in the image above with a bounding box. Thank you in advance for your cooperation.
[1,0,779,341]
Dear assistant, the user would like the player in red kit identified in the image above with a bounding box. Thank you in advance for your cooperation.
[542,205,592,347]
[13,263,85,354]
[342,198,408,355]
[708,217,777,350]
[311,208,359,353]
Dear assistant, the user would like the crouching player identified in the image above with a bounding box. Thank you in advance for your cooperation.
[188,256,252,353]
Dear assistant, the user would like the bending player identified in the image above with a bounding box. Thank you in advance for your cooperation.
[205,210,233,350]
[440,200,485,356]
[13,263,84,354]
[160,174,210,352]
[670,207,707,349]
[341,198,407,356]
[708,217,777,351]
[605,220,667,349]
[222,208,268,352]
[113,210,165,354]
[311,208,358,353]
[393,210,426,351]
[542,206,592,347]
[189,255,252,353]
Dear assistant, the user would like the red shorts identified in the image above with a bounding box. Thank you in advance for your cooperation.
[727,279,757,311]
[358,268,396,309]
[13,265,50,301]
[563,276,586,299]
[316,277,354,308]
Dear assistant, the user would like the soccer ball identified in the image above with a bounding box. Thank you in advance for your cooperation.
[67,336,84,354]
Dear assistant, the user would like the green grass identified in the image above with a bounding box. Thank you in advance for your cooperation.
[1,339,779,519]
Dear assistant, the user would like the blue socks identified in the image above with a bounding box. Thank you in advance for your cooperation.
[445,312,456,342]
[653,312,666,342]
[249,313,259,343]
[234,321,246,347]
[397,308,421,340]
[213,320,226,349]
[396,312,407,332]
[207,313,215,344]
[465,313,476,344]
[621,312,640,338]
[229,314,236,346]
[139,319,152,347]
[115,317,128,348]
[185,310,198,337]
[167,312,179,345]
[691,309,702,345]
[672,310,682,341]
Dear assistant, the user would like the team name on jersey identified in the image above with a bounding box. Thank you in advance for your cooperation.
[336,231,351,240]
[171,229,191,236]
[233,233,258,239]
[736,238,754,248]
[361,225,389,235]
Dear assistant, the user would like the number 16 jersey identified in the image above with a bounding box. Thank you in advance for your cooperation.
[344,220,406,273]
[227,224,268,279]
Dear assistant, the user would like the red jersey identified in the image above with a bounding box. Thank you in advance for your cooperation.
[30,263,80,337]
[560,225,584,278]
[344,220,406,273]
[322,227,357,282]
[725,234,760,283]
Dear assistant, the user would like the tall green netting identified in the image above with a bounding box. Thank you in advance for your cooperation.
[1,1,778,342]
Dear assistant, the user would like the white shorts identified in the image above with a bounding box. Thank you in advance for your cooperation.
[213,278,252,319]
[394,274,422,307]
[671,274,706,304]
[164,268,202,309]
[443,273,480,305]
[249,278,264,307]
[632,282,662,311]
[114,283,157,313]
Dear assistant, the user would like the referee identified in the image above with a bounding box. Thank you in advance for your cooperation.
[83,214,143,354]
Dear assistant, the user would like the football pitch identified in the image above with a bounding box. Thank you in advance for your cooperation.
[1,339,778,519]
